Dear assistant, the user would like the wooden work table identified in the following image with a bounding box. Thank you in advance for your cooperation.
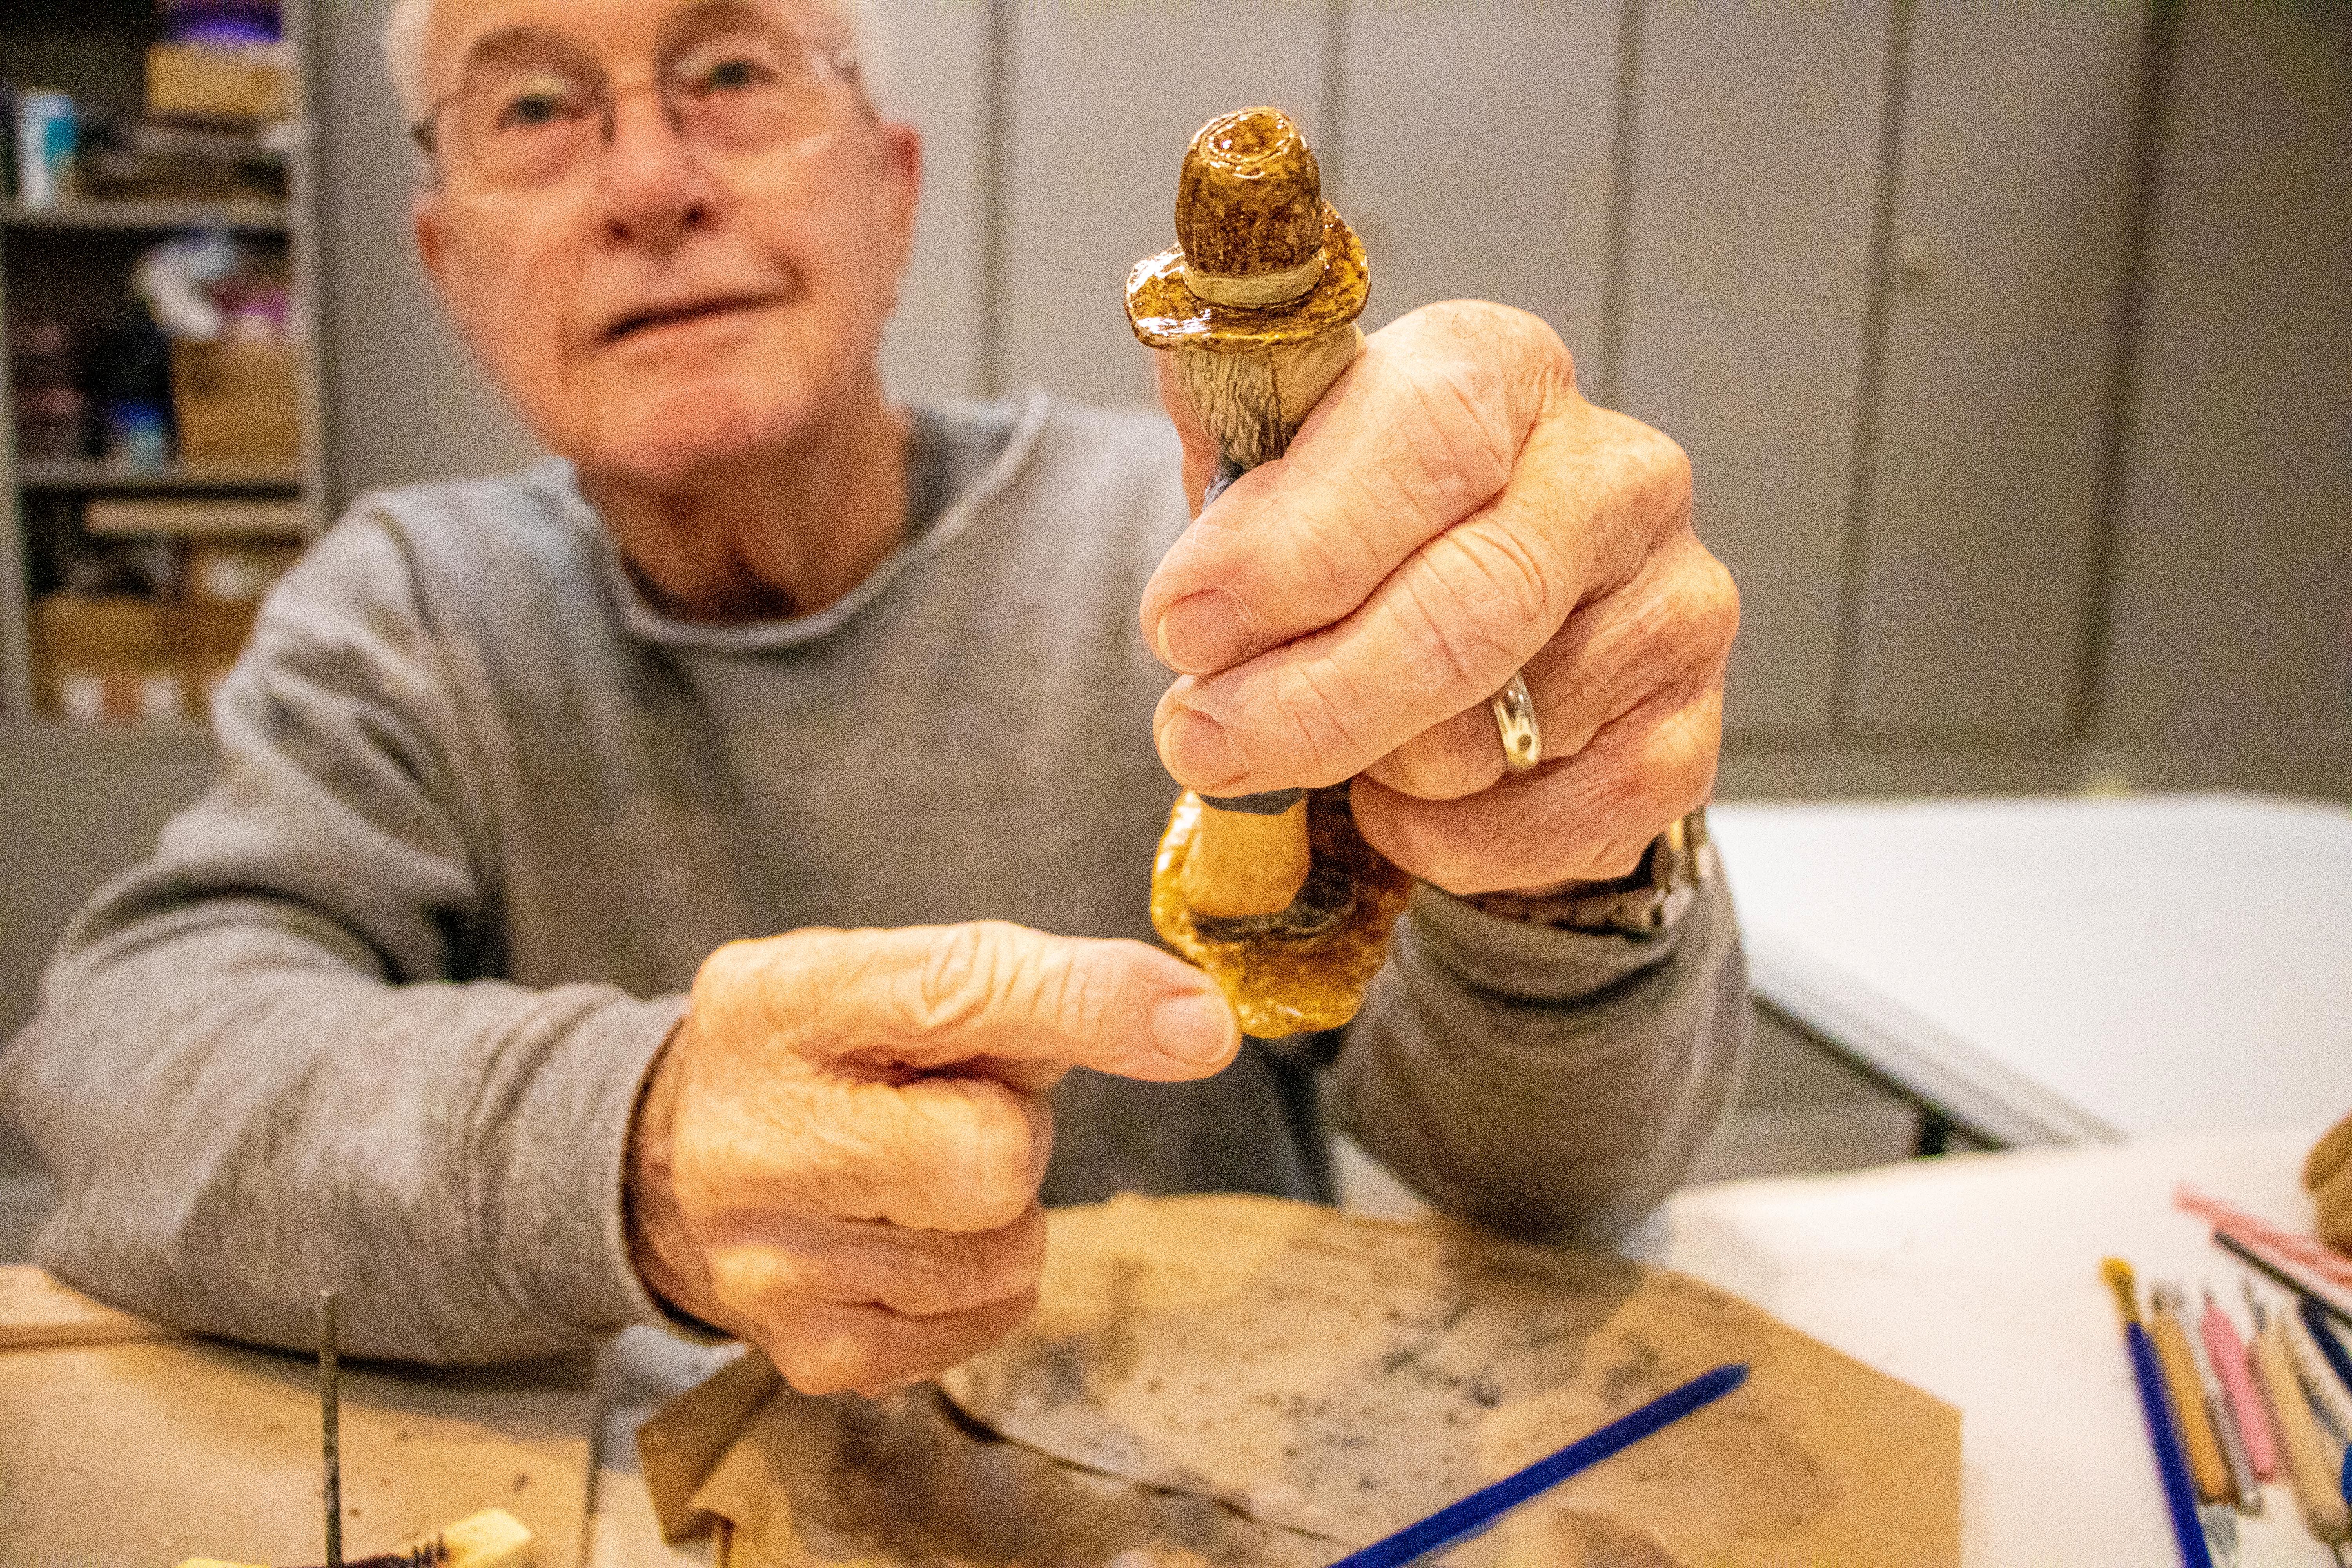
[0,1280,597,1568]
[5,1128,2336,1565]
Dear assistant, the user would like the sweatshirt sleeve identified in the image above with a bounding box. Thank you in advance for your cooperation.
[1327,865,1749,1245]
[0,508,679,1364]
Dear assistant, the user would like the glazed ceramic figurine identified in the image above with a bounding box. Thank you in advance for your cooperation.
[1127,107,1412,1037]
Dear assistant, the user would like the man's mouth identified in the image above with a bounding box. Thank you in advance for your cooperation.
[603,294,776,343]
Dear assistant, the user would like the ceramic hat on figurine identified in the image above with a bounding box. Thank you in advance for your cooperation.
[1125,107,1369,352]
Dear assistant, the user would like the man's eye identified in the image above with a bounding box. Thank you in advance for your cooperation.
[495,88,587,131]
[688,55,776,95]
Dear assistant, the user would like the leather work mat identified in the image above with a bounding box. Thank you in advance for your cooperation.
[641,1194,1961,1566]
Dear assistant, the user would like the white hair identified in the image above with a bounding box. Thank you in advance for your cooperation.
[381,0,890,126]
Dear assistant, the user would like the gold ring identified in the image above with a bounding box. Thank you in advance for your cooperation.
[1491,671,1541,775]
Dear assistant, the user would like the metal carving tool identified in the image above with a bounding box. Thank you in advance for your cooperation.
[172,1298,524,1568]
[2212,1227,2352,1332]
[321,1288,342,1568]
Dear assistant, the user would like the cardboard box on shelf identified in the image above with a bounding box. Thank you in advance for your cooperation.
[33,533,299,723]
[145,43,289,126]
[180,599,260,711]
[33,593,185,725]
[170,339,298,466]
[180,541,297,708]
[184,541,300,605]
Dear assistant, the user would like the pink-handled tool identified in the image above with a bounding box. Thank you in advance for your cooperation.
[2207,1287,2280,1482]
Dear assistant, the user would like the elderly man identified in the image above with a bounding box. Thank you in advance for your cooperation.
[2,0,1745,1396]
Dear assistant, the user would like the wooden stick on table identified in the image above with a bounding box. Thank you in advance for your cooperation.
[0,1262,176,1350]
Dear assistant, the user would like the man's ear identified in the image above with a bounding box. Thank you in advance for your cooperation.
[412,187,448,294]
[878,119,922,269]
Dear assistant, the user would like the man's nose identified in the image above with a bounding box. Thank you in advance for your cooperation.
[599,90,715,247]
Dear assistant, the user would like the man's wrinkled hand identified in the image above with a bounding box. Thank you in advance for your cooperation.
[1141,300,1737,895]
[626,922,1239,1396]
[2306,1111,2352,1251]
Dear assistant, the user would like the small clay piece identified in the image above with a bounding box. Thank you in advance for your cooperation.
[1128,107,1405,1033]
[174,1509,532,1568]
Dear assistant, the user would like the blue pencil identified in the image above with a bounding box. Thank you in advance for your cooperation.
[2105,1259,2216,1568]
[1323,1363,1749,1568]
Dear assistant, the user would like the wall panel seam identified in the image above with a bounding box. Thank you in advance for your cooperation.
[2073,0,2180,742]
[1319,0,1349,206]
[1594,0,1643,409]
[1830,0,1915,734]
[0,261,28,720]
[976,0,1016,398]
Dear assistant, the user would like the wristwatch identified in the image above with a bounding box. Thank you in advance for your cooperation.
[1466,809,1713,936]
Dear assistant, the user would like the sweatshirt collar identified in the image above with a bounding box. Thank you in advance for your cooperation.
[549,389,1049,653]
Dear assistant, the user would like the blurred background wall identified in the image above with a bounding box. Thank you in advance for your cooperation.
[1,0,2347,1213]
[313,0,2351,795]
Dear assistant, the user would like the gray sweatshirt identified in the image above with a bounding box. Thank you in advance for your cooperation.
[2,395,1747,1365]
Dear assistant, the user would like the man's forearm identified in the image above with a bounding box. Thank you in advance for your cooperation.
[1329,877,1748,1243]
[3,908,680,1363]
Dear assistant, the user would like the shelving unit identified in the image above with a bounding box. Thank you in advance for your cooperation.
[15,457,301,490]
[3,196,290,233]
[0,0,325,729]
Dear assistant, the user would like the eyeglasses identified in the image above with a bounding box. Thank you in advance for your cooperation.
[410,18,864,191]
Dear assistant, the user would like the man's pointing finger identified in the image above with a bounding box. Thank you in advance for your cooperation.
[796,922,1240,1083]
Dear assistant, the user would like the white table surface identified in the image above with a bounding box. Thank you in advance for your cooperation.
[1628,1126,2343,1567]
[1708,794,2352,1145]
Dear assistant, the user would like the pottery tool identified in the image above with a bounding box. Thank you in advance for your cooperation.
[2248,1290,2352,1544]
[2205,1287,2280,1482]
[2178,1187,2352,1328]
[2149,1283,2243,1560]
[2104,1260,2217,1568]
[1322,1363,1749,1568]
[2214,1229,2352,1332]
[2179,1187,2352,1294]
[2287,1302,2352,1443]
[2304,1296,2352,1410]
[1127,107,1413,1037]
[321,1289,343,1568]
[2152,1283,2235,1504]
[171,1292,535,1568]
[2178,1290,2264,1513]
[2192,1316,2267,1523]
